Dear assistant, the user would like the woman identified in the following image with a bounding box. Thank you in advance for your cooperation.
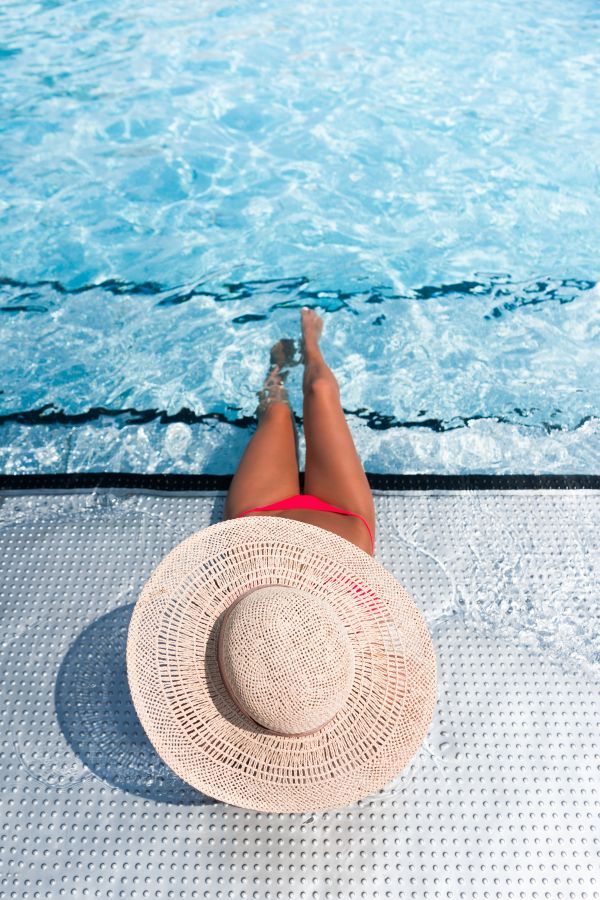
[224,308,376,557]
[128,309,436,813]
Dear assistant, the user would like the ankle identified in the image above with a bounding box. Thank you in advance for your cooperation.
[257,394,292,425]
[302,342,324,373]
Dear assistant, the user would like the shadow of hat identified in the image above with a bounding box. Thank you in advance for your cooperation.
[55,603,213,805]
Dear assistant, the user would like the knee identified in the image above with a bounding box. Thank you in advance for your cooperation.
[304,373,340,400]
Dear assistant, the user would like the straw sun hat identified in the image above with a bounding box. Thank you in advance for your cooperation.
[127,515,437,813]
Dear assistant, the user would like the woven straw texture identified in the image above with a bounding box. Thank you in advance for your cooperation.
[218,586,355,735]
[127,515,437,813]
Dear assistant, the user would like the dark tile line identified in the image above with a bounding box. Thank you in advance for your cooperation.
[0,273,595,320]
[1,404,595,435]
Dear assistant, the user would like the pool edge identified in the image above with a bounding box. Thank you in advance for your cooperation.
[1,472,599,493]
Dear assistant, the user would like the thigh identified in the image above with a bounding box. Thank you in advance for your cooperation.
[276,508,374,556]
[224,404,300,519]
[302,381,375,538]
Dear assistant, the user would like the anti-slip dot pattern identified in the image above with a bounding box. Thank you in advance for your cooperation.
[0,488,599,899]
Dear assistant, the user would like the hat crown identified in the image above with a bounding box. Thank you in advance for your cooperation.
[218,586,355,735]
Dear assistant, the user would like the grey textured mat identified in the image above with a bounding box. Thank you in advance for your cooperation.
[1,490,599,899]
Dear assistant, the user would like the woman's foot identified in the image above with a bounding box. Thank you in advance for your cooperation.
[270,337,300,370]
[300,307,324,360]
[301,307,337,396]
[256,339,297,421]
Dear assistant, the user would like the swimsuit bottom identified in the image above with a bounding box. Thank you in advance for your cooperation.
[234,492,375,555]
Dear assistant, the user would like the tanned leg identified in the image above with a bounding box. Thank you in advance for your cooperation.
[224,342,300,519]
[301,308,376,553]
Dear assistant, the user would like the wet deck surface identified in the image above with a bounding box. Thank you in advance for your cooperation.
[1,489,599,899]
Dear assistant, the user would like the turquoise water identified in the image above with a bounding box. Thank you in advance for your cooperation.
[1,0,599,473]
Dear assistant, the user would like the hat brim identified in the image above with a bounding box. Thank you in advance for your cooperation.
[126,515,437,813]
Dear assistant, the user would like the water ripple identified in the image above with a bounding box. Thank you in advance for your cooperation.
[0,271,598,473]
[1,0,599,473]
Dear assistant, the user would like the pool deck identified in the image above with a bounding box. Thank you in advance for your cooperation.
[0,487,599,899]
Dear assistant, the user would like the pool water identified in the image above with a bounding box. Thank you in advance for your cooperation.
[1,0,599,474]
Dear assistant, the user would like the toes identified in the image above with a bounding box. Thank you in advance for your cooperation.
[269,340,285,368]
[300,307,324,337]
[279,337,299,367]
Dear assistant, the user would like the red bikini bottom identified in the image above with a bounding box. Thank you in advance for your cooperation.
[235,492,375,554]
